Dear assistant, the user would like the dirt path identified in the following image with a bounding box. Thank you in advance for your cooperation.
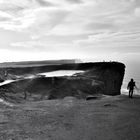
[0,95,140,140]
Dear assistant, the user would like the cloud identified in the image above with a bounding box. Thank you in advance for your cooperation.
[134,7,140,17]
[0,4,26,14]
[0,0,140,62]
[10,39,73,52]
[35,0,53,7]
[74,30,140,55]
[86,22,116,31]
[27,8,70,36]
[0,10,13,18]
[66,0,83,4]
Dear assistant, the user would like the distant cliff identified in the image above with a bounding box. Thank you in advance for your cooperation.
[0,62,125,101]
[0,59,80,68]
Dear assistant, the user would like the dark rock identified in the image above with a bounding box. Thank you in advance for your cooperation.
[86,96,98,100]
[0,62,125,101]
[104,103,117,107]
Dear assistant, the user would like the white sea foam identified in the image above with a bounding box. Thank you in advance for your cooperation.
[0,80,15,86]
[38,70,84,77]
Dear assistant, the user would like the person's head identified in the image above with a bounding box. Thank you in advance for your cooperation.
[131,78,134,82]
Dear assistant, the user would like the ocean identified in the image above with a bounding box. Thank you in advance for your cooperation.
[121,62,140,95]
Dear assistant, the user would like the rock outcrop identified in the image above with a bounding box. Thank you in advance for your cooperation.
[0,62,125,101]
[82,62,125,95]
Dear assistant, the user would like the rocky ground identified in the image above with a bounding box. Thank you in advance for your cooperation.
[0,94,140,140]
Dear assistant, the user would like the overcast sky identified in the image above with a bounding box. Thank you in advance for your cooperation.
[0,0,140,63]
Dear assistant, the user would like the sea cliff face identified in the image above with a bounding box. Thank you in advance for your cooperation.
[0,62,125,101]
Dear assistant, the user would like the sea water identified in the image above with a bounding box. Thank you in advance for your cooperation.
[121,68,140,95]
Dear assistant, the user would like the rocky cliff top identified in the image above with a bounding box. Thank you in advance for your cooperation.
[0,62,125,102]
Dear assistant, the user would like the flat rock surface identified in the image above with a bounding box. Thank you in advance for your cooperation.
[0,95,140,140]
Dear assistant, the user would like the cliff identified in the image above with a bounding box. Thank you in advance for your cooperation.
[0,62,125,101]
[82,62,125,95]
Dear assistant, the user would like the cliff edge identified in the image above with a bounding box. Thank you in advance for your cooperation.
[0,62,125,101]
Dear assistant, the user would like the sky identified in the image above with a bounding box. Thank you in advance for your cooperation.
[0,0,140,66]
[0,0,140,89]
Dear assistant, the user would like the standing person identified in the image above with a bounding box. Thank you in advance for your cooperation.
[127,79,136,98]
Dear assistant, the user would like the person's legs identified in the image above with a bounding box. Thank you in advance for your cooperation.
[129,90,131,98]
[130,89,133,98]
[130,90,133,98]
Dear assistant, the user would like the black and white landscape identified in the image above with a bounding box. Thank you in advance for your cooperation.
[0,0,140,140]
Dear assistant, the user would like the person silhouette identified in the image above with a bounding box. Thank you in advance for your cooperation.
[127,79,136,98]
